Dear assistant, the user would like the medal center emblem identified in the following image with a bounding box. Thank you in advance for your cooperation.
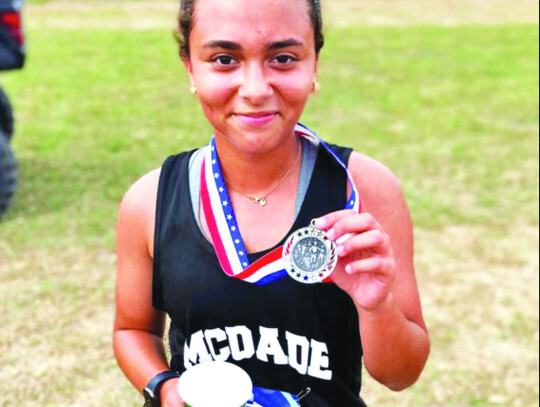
[292,237,329,273]
[283,222,338,284]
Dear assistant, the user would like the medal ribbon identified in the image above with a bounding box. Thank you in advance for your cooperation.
[200,123,361,285]
[247,387,301,407]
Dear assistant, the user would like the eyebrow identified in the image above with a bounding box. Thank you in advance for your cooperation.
[266,39,304,51]
[202,39,304,51]
[203,40,242,50]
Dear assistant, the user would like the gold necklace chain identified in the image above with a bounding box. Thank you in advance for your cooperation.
[225,141,302,207]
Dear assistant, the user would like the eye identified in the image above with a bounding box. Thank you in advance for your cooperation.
[270,54,298,67]
[213,55,237,66]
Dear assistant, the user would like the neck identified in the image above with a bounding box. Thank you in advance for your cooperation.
[215,132,302,195]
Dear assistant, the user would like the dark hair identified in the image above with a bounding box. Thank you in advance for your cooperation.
[174,0,324,60]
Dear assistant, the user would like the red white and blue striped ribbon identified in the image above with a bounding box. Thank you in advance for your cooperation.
[200,123,361,285]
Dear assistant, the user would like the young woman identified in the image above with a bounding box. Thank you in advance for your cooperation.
[113,0,430,406]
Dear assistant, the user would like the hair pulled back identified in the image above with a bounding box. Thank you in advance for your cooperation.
[174,0,324,60]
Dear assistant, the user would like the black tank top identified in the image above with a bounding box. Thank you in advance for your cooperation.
[153,145,367,407]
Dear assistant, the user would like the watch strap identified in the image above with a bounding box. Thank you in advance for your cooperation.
[143,370,181,407]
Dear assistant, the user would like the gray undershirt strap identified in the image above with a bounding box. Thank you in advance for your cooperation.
[188,137,318,231]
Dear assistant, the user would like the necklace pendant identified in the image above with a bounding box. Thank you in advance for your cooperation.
[283,220,338,284]
[251,197,267,207]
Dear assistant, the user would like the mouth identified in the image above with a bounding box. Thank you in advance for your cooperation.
[233,112,278,128]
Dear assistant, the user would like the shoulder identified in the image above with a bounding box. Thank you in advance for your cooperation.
[347,152,411,225]
[117,168,162,254]
[348,152,404,205]
[119,168,162,215]
[118,149,198,230]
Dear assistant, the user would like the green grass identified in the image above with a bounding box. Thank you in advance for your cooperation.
[317,24,539,228]
[0,2,538,406]
[3,25,537,247]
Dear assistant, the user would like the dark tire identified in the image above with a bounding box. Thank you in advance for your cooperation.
[0,87,14,141]
[0,133,17,218]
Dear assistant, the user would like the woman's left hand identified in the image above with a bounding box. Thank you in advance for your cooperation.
[315,210,397,312]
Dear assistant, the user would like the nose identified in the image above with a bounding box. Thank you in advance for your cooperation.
[238,62,273,105]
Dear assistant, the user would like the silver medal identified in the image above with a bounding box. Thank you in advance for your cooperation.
[283,220,338,284]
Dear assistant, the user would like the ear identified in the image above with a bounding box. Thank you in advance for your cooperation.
[314,54,320,82]
[183,58,196,89]
[311,54,320,93]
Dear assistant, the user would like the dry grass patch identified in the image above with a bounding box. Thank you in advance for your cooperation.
[362,224,539,406]
[1,223,538,406]
[0,248,140,406]
[325,0,540,27]
[26,0,539,31]
[27,1,179,30]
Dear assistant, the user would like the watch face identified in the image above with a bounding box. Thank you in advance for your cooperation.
[143,371,181,407]
[143,390,155,407]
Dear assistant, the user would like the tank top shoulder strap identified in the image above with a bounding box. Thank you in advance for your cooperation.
[293,143,353,227]
[329,143,353,165]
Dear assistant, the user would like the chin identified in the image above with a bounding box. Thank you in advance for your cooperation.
[228,120,296,152]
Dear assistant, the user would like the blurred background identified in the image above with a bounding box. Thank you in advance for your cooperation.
[0,0,538,405]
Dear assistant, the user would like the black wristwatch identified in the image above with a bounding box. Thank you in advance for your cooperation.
[143,371,181,407]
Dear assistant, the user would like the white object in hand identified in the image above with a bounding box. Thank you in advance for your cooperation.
[178,361,253,407]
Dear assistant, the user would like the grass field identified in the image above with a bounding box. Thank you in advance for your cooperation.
[0,1,538,406]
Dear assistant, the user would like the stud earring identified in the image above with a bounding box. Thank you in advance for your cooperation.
[313,81,320,92]
[190,86,198,95]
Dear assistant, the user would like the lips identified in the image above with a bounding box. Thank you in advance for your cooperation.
[234,112,278,128]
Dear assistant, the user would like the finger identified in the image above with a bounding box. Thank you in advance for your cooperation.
[337,229,389,257]
[344,257,393,275]
[313,210,357,231]
[330,213,382,242]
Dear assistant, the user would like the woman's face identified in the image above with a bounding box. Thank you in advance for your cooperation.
[185,0,318,154]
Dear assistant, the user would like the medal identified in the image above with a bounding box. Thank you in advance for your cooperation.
[283,220,338,284]
[200,123,361,285]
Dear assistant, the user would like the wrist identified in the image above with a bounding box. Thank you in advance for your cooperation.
[143,371,181,407]
[160,377,180,403]
[357,293,395,317]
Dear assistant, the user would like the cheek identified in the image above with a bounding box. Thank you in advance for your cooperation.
[198,86,236,129]
[276,74,313,106]
[193,67,239,113]
[191,63,315,115]
[198,82,236,112]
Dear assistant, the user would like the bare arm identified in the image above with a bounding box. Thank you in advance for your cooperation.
[316,152,430,391]
[113,169,183,406]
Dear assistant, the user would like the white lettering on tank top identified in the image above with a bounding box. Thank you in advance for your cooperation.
[184,325,333,380]
[286,331,311,375]
[308,338,333,380]
[256,327,289,365]
[225,325,256,361]
[184,330,213,368]
[204,328,231,361]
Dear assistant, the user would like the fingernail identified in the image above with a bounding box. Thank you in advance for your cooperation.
[326,229,335,240]
[314,218,327,229]
[337,245,345,256]
[345,264,352,274]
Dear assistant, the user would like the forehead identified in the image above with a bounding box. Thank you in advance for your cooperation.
[191,0,313,47]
